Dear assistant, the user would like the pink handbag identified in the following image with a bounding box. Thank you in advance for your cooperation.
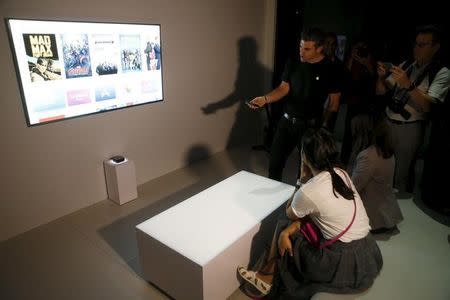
[299,219,323,248]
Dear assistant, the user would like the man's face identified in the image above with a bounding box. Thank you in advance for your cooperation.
[37,60,48,73]
[299,40,323,63]
[413,33,439,63]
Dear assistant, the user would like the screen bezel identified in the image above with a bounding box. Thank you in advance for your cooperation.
[5,17,164,127]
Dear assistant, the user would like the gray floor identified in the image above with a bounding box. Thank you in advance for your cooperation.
[1,147,449,300]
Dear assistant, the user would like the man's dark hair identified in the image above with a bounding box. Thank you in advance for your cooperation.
[36,57,47,65]
[416,24,442,45]
[301,27,326,47]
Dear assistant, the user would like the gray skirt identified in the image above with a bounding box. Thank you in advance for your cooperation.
[267,218,383,300]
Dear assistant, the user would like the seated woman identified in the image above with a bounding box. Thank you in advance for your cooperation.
[237,128,382,299]
[350,117,403,234]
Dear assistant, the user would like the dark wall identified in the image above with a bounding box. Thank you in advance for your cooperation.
[360,1,449,64]
[267,0,304,130]
[299,0,448,64]
[273,0,304,86]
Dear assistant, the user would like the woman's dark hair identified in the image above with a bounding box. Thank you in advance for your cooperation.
[372,120,394,159]
[348,114,374,168]
[301,128,354,200]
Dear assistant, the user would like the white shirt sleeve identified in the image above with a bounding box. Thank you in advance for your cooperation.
[290,187,319,218]
[428,67,450,103]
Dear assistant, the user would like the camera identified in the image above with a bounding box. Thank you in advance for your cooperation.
[388,90,411,120]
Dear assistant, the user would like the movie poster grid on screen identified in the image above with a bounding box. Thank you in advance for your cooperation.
[6,19,163,126]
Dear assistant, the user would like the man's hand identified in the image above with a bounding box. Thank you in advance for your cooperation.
[376,62,389,78]
[390,65,412,89]
[201,104,216,114]
[247,96,266,109]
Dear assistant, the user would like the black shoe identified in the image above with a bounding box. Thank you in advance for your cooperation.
[370,226,399,235]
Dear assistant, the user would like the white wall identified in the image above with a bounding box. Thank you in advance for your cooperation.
[0,0,276,241]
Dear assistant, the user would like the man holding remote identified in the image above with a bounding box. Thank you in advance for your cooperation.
[248,27,341,182]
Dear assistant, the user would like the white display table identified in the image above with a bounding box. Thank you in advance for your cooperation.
[136,171,295,300]
[103,158,138,205]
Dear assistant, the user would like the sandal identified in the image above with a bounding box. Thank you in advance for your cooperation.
[237,266,272,295]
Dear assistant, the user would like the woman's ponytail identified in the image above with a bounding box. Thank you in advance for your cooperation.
[328,165,354,200]
[302,128,354,201]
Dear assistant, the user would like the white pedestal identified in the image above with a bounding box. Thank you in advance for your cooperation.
[104,158,138,205]
[136,171,295,300]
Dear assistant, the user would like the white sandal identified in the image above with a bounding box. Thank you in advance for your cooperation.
[237,266,272,295]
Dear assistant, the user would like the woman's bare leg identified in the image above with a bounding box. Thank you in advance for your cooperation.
[256,220,284,283]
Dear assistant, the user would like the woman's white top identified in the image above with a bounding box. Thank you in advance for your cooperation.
[291,168,371,242]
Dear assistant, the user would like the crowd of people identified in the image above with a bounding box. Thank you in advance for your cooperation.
[236,24,449,299]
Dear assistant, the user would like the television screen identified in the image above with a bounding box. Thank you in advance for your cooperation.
[5,18,163,126]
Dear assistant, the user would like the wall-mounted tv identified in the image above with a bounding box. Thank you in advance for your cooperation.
[5,18,163,126]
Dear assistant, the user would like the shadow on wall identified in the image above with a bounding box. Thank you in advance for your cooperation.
[201,36,272,149]
[183,143,230,180]
[185,143,212,166]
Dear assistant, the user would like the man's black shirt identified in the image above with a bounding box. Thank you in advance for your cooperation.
[281,58,341,120]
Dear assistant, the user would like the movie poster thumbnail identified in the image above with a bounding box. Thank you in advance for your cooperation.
[22,33,63,82]
[61,34,92,79]
[120,35,142,72]
[143,36,161,71]
[91,34,120,76]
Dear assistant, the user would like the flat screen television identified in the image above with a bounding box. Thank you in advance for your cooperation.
[5,18,163,126]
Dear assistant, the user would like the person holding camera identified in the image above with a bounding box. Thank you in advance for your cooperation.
[376,25,450,198]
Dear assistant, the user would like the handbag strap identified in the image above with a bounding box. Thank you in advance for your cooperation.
[320,169,357,249]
